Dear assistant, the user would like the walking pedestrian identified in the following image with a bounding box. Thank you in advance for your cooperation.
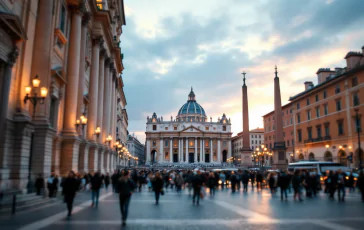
[337,169,346,202]
[104,173,110,190]
[175,174,184,194]
[111,171,119,193]
[35,174,44,196]
[242,171,250,192]
[152,172,164,205]
[62,171,79,218]
[192,170,204,206]
[208,172,216,197]
[278,171,290,201]
[327,170,337,201]
[116,170,136,227]
[292,170,303,202]
[230,171,237,193]
[47,173,55,198]
[357,171,364,202]
[219,171,226,190]
[53,175,59,197]
[91,172,102,208]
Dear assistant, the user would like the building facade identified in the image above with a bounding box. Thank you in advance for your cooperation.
[263,103,295,162]
[263,46,364,167]
[127,134,145,166]
[232,128,264,164]
[145,89,232,165]
[0,0,127,191]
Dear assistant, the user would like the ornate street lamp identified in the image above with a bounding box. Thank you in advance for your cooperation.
[24,75,48,117]
[105,135,112,146]
[94,127,101,140]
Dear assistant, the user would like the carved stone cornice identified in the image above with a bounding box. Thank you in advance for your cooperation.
[8,47,19,67]
[82,13,91,27]
[68,0,86,15]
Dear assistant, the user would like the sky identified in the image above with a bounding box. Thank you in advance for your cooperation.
[121,0,364,144]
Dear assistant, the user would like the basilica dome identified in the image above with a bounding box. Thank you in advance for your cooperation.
[177,88,206,117]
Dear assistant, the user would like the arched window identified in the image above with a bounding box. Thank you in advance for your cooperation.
[298,153,304,160]
[308,152,315,160]
[324,151,333,161]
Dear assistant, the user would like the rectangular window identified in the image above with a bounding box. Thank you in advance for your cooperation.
[323,90,327,99]
[206,126,209,131]
[153,141,156,146]
[223,126,226,131]
[153,125,157,130]
[165,127,168,130]
[353,92,360,106]
[306,98,310,106]
[307,110,311,121]
[292,139,294,145]
[223,141,227,147]
[336,100,341,111]
[315,94,319,102]
[251,140,254,144]
[316,126,322,138]
[297,114,301,123]
[324,123,330,137]
[352,77,358,87]
[316,107,320,118]
[298,130,302,142]
[356,117,362,133]
[297,102,300,110]
[174,126,177,130]
[190,141,194,147]
[335,85,340,94]
[290,118,293,124]
[337,120,344,135]
[165,140,168,147]
[59,5,66,33]
[324,104,329,115]
[283,132,285,137]
[307,127,312,140]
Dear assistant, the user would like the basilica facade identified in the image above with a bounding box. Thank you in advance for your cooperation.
[145,89,232,165]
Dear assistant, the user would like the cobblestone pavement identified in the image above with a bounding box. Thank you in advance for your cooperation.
[2,187,364,230]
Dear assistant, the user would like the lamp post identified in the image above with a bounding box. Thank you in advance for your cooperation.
[76,114,87,137]
[24,75,48,193]
[94,127,101,141]
[105,135,112,146]
[252,144,272,168]
[354,108,362,169]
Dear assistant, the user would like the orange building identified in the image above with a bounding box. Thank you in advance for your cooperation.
[263,46,364,168]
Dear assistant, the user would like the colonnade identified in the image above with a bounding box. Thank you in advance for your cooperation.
[146,137,232,164]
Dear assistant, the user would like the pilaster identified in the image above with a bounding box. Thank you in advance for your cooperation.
[88,143,98,172]
[78,140,89,173]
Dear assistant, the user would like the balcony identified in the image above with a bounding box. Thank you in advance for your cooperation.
[323,136,331,140]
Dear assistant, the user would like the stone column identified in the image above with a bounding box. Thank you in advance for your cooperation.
[60,7,84,175]
[88,144,98,172]
[78,142,89,173]
[218,139,221,163]
[178,138,181,162]
[194,138,197,162]
[102,59,111,143]
[159,138,163,163]
[200,139,203,162]
[185,138,188,162]
[228,140,232,159]
[169,138,173,162]
[76,15,89,130]
[210,138,213,162]
[202,139,205,162]
[146,139,151,163]
[87,37,103,140]
[104,150,109,173]
[98,148,104,173]
[97,50,106,143]
[29,0,53,120]
[110,75,116,144]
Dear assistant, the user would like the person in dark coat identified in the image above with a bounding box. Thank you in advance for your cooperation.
[327,170,337,201]
[116,170,136,227]
[62,171,79,217]
[111,171,119,193]
[292,170,303,201]
[91,172,102,207]
[104,173,110,190]
[242,171,250,192]
[47,173,55,198]
[35,174,44,196]
[192,170,204,205]
[53,175,59,197]
[230,171,238,193]
[152,172,164,205]
[278,171,290,201]
[256,172,263,190]
[347,172,355,192]
[208,172,216,197]
[357,171,364,202]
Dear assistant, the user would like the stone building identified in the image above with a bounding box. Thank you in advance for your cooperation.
[0,0,127,191]
[127,134,145,166]
[263,46,364,167]
[232,128,264,164]
[145,88,232,165]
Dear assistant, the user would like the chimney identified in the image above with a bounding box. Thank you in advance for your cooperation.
[316,68,335,84]
[345,51,362,70]
[304,81,314,91]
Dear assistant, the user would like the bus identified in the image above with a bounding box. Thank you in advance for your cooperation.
[288,161,350,175]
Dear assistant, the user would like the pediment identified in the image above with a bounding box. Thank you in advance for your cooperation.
[180,125,203,133]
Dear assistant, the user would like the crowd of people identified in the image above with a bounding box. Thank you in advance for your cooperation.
[56,167,364,227]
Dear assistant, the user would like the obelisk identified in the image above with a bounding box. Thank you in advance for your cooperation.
[272,66,287,169]
[241,72,251,164]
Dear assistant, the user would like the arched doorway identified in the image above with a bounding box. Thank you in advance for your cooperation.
[308,152,315,161]
[338,150,347,165]
[222,150,227,162]
[205,150,210,163]
[165,152,169,161]
[151,150,156,164]
[173,151,178,162]
[298,153,304,160]
[324,151,333,161]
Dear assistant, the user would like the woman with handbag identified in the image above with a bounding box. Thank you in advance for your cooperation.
[152,172,164,205]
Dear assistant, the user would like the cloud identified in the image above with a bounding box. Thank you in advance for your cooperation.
[121,0,364,144]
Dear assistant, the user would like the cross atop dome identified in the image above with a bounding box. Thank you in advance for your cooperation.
[188,86,196,101]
